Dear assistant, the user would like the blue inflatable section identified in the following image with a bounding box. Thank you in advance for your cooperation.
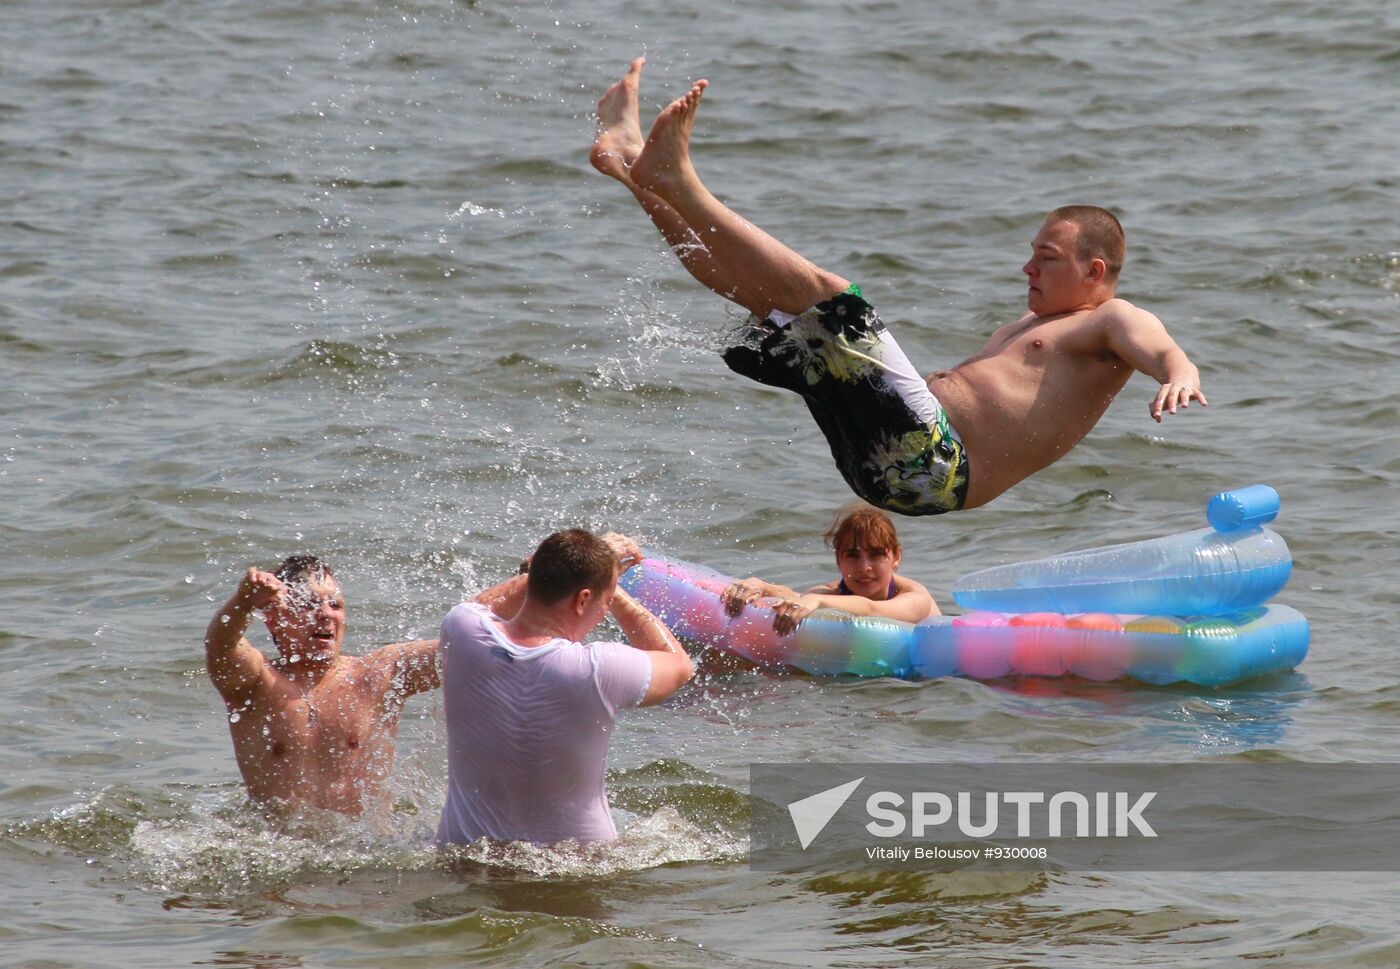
[952,486,1292,615]
[1206,483,1281,532]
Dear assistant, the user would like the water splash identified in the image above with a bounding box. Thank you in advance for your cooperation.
[448,199,507,221]
[14,761,745,897]
[442,806,744,880]
[128,798,438,894]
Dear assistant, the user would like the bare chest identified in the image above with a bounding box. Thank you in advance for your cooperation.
[996,314,1114,367]
[960,315,1126,398]
[231,674,393,763]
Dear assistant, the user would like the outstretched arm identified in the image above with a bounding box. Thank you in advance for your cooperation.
[1102,299,1208,422]
[373,638,441,697]
[204,568,282,703]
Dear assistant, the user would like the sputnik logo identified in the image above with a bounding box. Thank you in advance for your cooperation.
[787,777,864,849]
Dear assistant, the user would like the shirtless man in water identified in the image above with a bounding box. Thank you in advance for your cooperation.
[590,58,1207,515]
[204,556,440,815]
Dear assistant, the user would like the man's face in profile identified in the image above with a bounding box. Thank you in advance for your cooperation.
[1023,220,1092,316]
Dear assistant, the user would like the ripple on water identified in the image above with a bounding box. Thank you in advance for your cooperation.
[259,339,427,385]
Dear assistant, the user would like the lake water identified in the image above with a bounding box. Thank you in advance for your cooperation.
[3,0,1398,965]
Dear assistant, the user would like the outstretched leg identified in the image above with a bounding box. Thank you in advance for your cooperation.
[629,78,850,318]
[590,62,968,517]
[591,59,747,306]
[593,61,848,319]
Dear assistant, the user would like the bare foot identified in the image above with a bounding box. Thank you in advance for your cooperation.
[629,79,708,201]
[589,57,647,183]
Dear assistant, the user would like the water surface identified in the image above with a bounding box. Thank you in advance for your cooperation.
[3,0,1398,965]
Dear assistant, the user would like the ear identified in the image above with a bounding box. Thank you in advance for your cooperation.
[1086,257,1107,284]
[891,548,903,570]
[572,586,594,617]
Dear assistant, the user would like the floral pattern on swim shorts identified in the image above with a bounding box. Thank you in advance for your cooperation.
[721,288,970,516]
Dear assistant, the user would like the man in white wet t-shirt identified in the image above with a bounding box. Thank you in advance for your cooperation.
[436,529,693,845]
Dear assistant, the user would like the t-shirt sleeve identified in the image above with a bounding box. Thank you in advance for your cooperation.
[590,640,654,717]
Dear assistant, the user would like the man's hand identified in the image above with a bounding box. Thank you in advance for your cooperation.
[1150,380,1208,423]
[600,532,643,571]
[237,568,287,612]
[207,567,281,702]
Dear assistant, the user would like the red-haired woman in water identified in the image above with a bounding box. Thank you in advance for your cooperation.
[720,504,938,635]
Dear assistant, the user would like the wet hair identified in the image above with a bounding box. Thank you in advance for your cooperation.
[526,528,618,606]
[824,504,901,558]
[1045,205,1126,283]
[273,555,335,588]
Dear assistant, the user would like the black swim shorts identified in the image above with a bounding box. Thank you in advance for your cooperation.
[721,286,970,516]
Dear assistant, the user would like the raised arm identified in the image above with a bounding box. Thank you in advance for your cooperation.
[474,530,640,620]
[1102,299,1208,422]
[474,573,528,619]
[609,587,693,706]
[204,568,282,703]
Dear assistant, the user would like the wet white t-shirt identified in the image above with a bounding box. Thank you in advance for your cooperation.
[435,601,653,845]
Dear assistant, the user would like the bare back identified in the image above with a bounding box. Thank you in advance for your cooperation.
[929,303,1133,508]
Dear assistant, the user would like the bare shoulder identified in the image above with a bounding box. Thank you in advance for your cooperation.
[891,574,930,596]
[1093,297,1163,329]
[804,580,839,595]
